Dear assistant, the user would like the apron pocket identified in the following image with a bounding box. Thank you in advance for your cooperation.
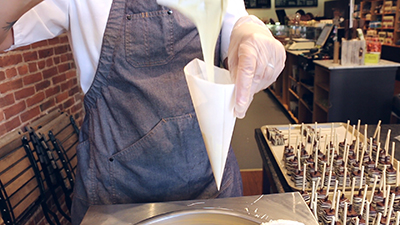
[125,10,174,67]
[110,114,211,202]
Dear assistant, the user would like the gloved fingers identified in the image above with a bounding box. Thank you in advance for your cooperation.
[234,40,258,118]
[156,0,180,8]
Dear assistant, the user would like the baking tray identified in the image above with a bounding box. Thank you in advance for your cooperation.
[260,122,400,192]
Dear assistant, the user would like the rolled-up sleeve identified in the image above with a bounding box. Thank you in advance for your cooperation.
[221,0,248,61]
[9,0,69,51]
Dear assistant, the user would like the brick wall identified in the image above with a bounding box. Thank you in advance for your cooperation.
[0,33,84,225]
[0,33,84,136]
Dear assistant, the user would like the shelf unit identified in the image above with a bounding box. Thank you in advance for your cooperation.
[268,51,399,124]
[359,0,400,45]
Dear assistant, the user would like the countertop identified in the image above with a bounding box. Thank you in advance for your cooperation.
[313,59,400,70]
[81,192,318,225]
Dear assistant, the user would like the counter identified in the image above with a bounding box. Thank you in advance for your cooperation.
[81,193,318,225]
[313,59,400,70]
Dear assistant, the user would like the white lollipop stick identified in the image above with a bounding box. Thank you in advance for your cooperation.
[331,216,335,225]
[357,119,361,135]
[335,190,341,220]
[315,142,319,173]
[366,201,370,225]
[351,177,356,204]
[377,126,381,146]
[369,137,373,160]
[301,123,304,137]
[313,200,318,219]
[330,123,334,143]
[288,124,291,147]
[324,134,328,155]
[356,133,360,162]
[375,142,381,168]
[397,161,400,187]
[360,143,366,170]
[303,163,307,192]
[332,180,339,210]
[316,177,321,192]
[387,193,395,225]
[360,184,368,216]
[298,146,301,171]
[391,142,395,165]
[343,202,348,225]
[327,168,332,195]
[343,167,348,193]
[355,217,360,225]
[376,212,382,225]
[384,185,390,217]
[321,162,327,189]
[351,125,356,145]
[396,211,400,225]
[385,129,391,155]
[370,176,378,203]
[311,180,316,208]
[360,166,365,189]
[373,120,382,139]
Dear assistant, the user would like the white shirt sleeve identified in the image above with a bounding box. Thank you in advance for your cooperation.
[221,0,248,61]
[9,0,69,51]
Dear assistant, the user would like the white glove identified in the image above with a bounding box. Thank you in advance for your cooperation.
[228,15,286,119]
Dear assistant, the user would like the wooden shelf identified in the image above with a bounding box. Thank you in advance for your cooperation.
[315,101,329,113]
[316,83,330,92]
[299,98,313,113]
[300,82,314,93]
[289,89,299,99]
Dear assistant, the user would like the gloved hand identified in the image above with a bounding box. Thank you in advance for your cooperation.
[228,15,286,119]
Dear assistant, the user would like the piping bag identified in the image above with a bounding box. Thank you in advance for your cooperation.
[157,0,233,190]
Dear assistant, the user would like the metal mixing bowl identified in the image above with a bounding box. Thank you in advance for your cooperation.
[135,209,263,225]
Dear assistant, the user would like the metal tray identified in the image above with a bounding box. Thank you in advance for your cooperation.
[260,122,399,192]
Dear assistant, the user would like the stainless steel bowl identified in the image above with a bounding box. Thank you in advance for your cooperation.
[135,209,263,225]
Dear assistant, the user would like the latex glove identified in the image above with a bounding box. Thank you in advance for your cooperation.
[228,15,286,119]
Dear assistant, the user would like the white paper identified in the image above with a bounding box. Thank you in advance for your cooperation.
[184,58,236,190]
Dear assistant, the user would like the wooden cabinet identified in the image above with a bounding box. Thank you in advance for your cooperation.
[358,0,400,45]
[269,50,400,124]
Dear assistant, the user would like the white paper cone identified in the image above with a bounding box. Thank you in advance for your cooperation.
[184,58,236,190]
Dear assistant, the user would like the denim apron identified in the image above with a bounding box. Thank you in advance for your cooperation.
[71,0,243,224]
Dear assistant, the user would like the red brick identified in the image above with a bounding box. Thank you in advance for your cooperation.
[55,92,68,103]
[0,54,23,67]
[28,62,38,73]
[4,101,26,120]
[38,60,46,69]
[23,51,38,62]
[53,73,66,85]
[68,86,80,96]
[23,72,43,85]
[5,67,18,78]
[38,48,54,59]
[14,45,31,51]
[35,80,51,92]
[55,45,69,55]
[15,86,35,100]
[42,67,58,79]
[27,92,45,107]
[60,54,68,62]
[63,98,75,109]
[0,71,5,81]
[0,78,23,94]
[40,99,55,111]
[71,102,83,114]
[67,53,74,61]
[59,35,69,43]
[0,109,4,121]
[61,79,74,92]
[0,123,7,137]
[65,70,76,79]
[58,63,71,73]
[48,37,60,45]
[21,106,41,123]
[17,64,29,76]
[54,56,61,65]
[46,86,61,98]
[4,116,21,133]
[31,40,49,49]
[46,58,54,67]
[0,93,15,108]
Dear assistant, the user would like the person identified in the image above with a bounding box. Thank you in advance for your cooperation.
[0,0,286,224]
[305,12,314,21]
